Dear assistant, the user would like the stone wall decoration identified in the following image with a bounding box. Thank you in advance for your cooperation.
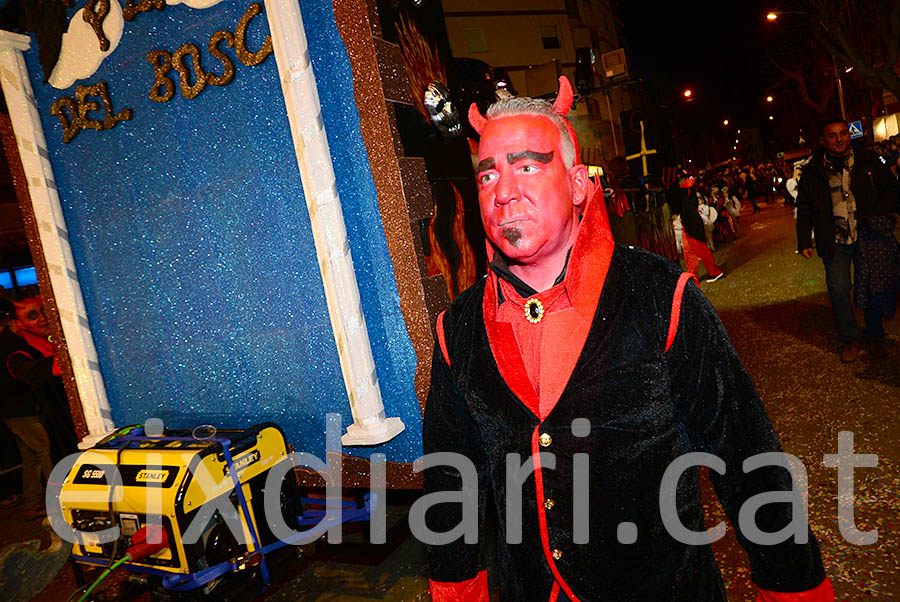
[378,0,484,300]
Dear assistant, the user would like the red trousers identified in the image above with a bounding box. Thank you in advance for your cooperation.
[682,231,722,277]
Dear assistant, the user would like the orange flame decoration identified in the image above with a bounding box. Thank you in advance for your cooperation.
[424,183,477,300]
[425,196,454,299]
[451,182,477,294]
[396,12,447,118]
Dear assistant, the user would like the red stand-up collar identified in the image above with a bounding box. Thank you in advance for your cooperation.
[482,186,615,417]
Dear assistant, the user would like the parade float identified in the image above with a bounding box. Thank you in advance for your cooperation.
[0,0,492,490]
[0,0,490,595]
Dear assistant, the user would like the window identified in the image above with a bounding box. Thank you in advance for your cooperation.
[0,266,37,291]
[14,266,37,287]
[540,25,560,50]
[464,28,488,53]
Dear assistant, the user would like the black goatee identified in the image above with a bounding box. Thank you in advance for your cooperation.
[502,227,522,246]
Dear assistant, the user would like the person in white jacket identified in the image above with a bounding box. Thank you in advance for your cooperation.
[723,186,741,234]
[697,193,718,251]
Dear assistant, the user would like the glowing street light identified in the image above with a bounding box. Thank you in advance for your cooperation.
[766,9,846,120]
[723,119,729,125]
[769,115,774,120]
[737,129,741,133]
[766,95,774,102]
[683,89,693,98]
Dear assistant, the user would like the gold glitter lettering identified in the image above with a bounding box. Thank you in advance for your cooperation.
[172,43,207,100]
[123,0,165,22]
[82,0,111,52]
[234,3,272,67]
[75,85,103,131]
[206,31,235,87]
[49,97,80,144]
[147,50,175,103]
[145,3,272,103]
[49,82,133,144]
[94,81,133,128]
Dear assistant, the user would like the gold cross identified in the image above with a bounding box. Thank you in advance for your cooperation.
[625,120,658,177]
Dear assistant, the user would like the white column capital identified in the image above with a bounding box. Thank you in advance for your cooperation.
[0,31,30,53]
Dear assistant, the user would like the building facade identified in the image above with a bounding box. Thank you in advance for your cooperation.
[443,0,637,165]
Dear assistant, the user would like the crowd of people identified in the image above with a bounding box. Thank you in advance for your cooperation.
[671,160,794,281]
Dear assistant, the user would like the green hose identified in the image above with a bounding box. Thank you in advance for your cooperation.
[76,554,131,602]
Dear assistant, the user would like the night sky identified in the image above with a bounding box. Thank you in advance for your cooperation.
[621,0,773,133]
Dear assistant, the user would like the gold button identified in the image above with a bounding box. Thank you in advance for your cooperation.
[544,498,555,510]
[551,548,563,560]
[539,433,552,447]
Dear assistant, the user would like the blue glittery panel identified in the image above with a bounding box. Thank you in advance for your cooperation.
[22,0,422,463]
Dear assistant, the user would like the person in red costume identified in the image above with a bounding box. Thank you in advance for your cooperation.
[423,77,833,602]
[0,298,53,519]
[2,297,77,466]
[679,178,724,281]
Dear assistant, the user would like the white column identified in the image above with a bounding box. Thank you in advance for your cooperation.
[0,31,115,446]
[263,2,404,446]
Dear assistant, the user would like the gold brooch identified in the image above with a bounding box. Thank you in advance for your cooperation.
[524,298,544,323]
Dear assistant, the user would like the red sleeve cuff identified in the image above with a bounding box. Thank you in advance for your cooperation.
[51,356,61,376]
[429,569,488,602]
[757,577,834,602]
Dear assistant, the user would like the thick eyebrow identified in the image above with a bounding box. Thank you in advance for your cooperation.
[508,150,554,164]
[476,157,496,173]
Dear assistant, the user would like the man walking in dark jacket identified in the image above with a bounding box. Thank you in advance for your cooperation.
[796,118,900,362]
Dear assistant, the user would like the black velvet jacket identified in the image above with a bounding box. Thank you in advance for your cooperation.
[424,243,826,601]
[796,146,899,258]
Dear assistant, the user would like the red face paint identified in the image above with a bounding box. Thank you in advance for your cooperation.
[13,296,49,338]
[476,114,584,286]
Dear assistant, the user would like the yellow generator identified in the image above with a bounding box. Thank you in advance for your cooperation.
[57,422,317,600]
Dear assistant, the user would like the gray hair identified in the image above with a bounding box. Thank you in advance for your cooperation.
[485,96,577,169]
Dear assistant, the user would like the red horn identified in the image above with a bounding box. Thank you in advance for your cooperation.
[468,103,487,135]
[552,76,574,116]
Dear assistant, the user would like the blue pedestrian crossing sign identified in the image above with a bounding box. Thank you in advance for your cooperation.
[848,120,864,139]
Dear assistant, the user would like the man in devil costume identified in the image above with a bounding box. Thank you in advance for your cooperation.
[423,78,833,601]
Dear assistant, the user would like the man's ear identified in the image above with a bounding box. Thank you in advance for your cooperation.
[568,163,590,207]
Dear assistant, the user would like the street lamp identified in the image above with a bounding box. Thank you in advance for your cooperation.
[683,89,693,98]
[769,115,774,120]
[766,95,774,102]
[723,119,729,125]
[765,10,846,119]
